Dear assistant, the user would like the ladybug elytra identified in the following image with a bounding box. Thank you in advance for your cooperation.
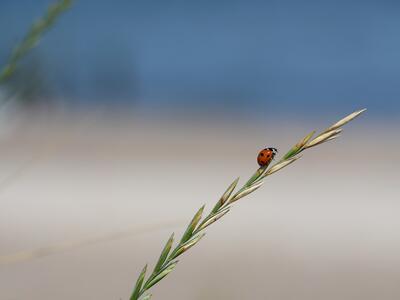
[257,147,278,167]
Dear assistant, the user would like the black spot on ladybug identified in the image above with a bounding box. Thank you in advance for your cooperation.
[260,153,264,156]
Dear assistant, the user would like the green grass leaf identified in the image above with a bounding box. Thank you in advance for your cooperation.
[197,208,230,231]
[153,233,174,273]
[130,264,147,300]
[139,293,152,300]
[230,181,264,203]
[180,205,205,244]
[144,261,178,290]
[282,130,315,160]
[172,233,206,259]
[211,177,239,213]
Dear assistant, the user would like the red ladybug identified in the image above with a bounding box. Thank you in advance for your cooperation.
[257,147,278,167]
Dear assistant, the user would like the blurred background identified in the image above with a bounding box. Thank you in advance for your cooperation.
[0,0,399,299]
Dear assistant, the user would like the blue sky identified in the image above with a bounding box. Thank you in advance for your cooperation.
[0,0,399,118]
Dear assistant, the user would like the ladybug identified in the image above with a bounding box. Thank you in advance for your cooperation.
[257,147,278,167]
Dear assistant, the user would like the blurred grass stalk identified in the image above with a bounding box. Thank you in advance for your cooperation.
[0,0,72,194]
[0,0,72,84]
[130,109,366,300]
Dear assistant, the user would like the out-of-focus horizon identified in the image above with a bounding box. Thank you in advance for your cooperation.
[0,0,399,120]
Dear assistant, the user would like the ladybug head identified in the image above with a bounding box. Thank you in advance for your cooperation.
[267,147,278,156]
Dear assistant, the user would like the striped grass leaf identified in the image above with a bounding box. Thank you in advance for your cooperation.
[326,134,341,142]
[180,205,205,244]
[244,167,265,187]
[229,180,264,203]
[325,108,366,131]
[196,208,231,232]
[305,129,342,149]
[282,130,315,160]
[130,264,147,300]
[139,293,152,300]
[263,156,302,177]
[153,234,174,274]
[144,261,179,290]
[171,233,206,259]
[307,132,342,148]
[211,177,239,213]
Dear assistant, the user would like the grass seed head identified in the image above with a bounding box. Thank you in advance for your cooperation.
[326,108,367,131]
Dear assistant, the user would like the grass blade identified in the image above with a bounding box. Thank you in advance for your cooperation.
[144,261,178,290]
[230,181,264,203]
[282,130,315,160]
[139,293,152,300]
[130,264,147,300]
[153,234,174,274]
[172,233,206,259]
[180,206,205,244]
[211,177,239,213]
[305,129,342,148]
[264,156,302,176]
[326,108,367,131]
[0,0,73,83]
[197,208,230,231]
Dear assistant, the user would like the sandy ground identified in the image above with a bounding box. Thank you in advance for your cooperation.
[0,114,399,300]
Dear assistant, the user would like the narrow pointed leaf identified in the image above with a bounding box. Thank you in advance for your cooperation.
[212,177,239,213]
[172,233,206,259]
[326,134,341,142]
[244,168,264,187]
[305,129,342,148]
[307,133,342,148]
[130,264,147,300]
[153,233,174,273]
[144,261,178,290]
[197,208,230,231]
[326,108,366,131]
[300,130,316,146]
[264,156,301,177]
[180,206,205,244]
[230,181,264,203]
[139,293,152,300]
[196,206,231,234]
[283,130,315,160]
